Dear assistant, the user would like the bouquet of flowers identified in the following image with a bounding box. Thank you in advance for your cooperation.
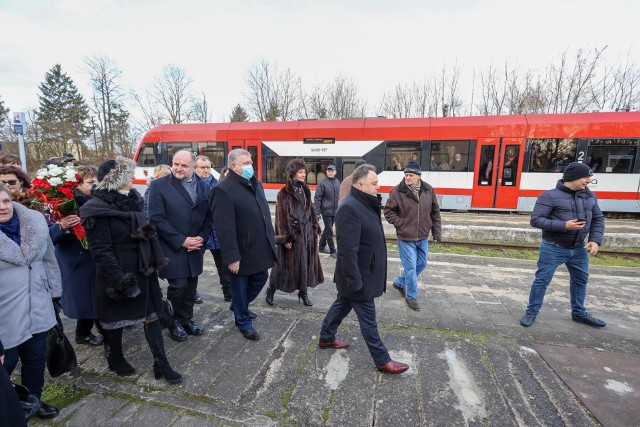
[29,164,89,249]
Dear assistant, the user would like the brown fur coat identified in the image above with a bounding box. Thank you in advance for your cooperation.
[269,181,324,293]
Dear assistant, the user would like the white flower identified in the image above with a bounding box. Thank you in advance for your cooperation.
[48,167,64,177]
[36,168,50,179]
[47,177,63,186]
[64,169,78,182]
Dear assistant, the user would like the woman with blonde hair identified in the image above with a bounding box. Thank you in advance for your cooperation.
[143,164,171,216]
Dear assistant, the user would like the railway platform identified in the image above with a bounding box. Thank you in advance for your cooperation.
[30,247,639,426]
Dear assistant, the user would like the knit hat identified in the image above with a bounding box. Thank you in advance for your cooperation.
[404,161,422,176]
[562,162,593,182]
[96,156,137,191]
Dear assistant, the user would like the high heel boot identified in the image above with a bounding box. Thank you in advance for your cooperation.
[298,290,313,307]
[102,328,136,376]
[265,285,276,306]
[144,320,182,384]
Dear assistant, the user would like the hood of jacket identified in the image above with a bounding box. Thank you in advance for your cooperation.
[0,203,49,266]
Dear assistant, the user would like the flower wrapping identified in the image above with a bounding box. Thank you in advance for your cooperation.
[28,164,89,249]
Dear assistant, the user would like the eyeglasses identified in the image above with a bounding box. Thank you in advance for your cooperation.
[1,180,18,185]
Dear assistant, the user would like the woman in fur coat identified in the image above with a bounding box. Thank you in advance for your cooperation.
[266,159,323,306]
[79,157,181,383]
[0,183,63,419]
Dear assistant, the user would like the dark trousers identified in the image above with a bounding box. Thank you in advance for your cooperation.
[0,362,26,427]
[210,249,231,292]
[230,271,268,331]
[3,331,48,398]
[167,276,199,324]
[320,296,390,365]
[319,215,336,252]
[75,318,99,339]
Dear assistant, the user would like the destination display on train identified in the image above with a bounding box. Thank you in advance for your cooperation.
[303,138,335,144]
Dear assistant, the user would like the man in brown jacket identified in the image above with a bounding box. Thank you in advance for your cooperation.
[383,161,442,311]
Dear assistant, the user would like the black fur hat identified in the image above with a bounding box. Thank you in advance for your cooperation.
[285,159,308,183]
[96,156,136,191]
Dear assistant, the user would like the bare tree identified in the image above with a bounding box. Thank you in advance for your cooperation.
[244,59,301,121]
[300,84,330,119]
[191,92,210,123]
[377,80,434,118]
[302,77,367,119]
[591,50,640,111]
[149,65,194,123]
[130,90,163,130]
[434,62,464,117]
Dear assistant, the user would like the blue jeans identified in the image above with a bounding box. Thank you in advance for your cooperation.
[526,240,590,316]
[3,331,48,399]
[395,239,428,300]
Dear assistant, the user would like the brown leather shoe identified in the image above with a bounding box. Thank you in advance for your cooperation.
[318,339,350,349]
[375,360,409,374]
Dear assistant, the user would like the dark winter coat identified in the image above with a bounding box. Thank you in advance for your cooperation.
[148,173,213,279]
[383,179,442,241]
[80,189,164,323]
[313,176,340,217]
[211,170,277,275]
[531,180,605,248]
[334,187,387,301]
[269,181,323,293]
[50,192,97,320]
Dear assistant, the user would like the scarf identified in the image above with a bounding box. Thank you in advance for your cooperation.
[80,197,169,276]
[0,212,20,245]
[410,182,421,200]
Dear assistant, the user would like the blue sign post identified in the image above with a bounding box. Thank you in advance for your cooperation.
[13,112,28,172]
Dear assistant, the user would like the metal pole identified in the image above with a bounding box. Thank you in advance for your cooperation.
[18,133,27,173]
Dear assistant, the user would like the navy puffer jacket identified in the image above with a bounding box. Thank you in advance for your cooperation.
[530,180,605,248]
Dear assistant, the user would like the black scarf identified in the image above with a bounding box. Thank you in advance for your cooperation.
[79,191,169,276]
[0,212,20,245]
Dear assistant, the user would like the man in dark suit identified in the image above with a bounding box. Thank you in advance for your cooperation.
[318,164,409,374]
[210,149,277,341]
[148,150,212,342]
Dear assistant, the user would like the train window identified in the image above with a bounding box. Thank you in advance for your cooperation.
[587,139,637,173]
[196,142,226,169]
[501,145,520,186]
[385,142,421,171]
[528,138,578,172]
[430,141,470,171]
[264,157,335,184]
[477,145,495,186]
[136,142,157,166]
[167,142,197,165]
[342,158,360,179]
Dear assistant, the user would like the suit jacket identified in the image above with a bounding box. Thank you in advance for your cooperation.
[334,187,387,301]
[148,173,213,279]
[211,170,277,275]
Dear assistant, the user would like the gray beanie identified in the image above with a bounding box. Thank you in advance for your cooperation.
[563,162,593,182]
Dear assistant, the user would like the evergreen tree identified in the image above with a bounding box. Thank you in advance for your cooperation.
[229,104,249,122]
[37,64,91,159]
[0,95,9,126]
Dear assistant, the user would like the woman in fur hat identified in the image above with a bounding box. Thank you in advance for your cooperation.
[79,157,181,383]
[266,159,324,306]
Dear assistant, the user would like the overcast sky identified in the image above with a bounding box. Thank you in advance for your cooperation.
[0,0,637,122]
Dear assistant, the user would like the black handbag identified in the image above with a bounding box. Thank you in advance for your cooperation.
[160,297,174,330]
[45,322,78,377]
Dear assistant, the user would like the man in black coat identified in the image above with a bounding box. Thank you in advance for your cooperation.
[313,164,340,258]
[318,164,409,374]
[210,149,277,341]
[148,150,213,342]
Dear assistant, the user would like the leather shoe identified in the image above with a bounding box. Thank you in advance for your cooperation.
[375,360,410,374]
[168,321,188,341]
[75,333,104,346]
[392,282,406,297]
[182,320,203,336]
[572,312,606,327]
[405,298,420,311]
[240,328,260,341]
[37,401,60,419]
[318,339,350,349]
[520,312,536,327]
[194,291,203,304]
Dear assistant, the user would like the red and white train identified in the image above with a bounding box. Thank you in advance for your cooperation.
[133,112,640,213]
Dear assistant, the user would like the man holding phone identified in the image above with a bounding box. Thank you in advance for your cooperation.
[520,162,606,328]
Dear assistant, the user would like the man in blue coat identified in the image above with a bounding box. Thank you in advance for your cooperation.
[211,149,277,341]
[520,162,606,328]
[318,164,409,374]
[148,150,213,341]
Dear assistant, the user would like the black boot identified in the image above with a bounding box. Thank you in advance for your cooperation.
[144,320,182,384]
[102,328,135,376]
[298,291,313,307]
[265,285,276,306]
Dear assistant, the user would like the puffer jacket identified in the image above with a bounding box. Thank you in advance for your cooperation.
[531,180,605,248]
[383,179,442,241]
[313,176,340,217]
[0,203,62,349]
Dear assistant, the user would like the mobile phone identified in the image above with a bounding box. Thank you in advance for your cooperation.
[576,218,587,223]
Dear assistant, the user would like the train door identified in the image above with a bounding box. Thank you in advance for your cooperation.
[471,138,524,209]
[229,139,261,180]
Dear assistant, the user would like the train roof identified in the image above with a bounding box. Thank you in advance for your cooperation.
[140,111,640,142]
